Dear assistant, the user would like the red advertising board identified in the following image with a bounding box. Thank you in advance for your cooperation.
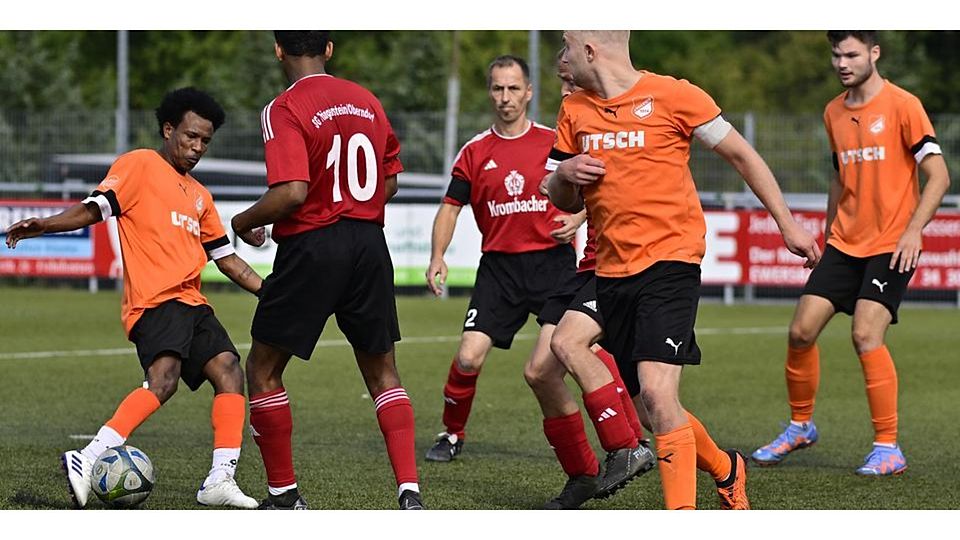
[706,209,960,289]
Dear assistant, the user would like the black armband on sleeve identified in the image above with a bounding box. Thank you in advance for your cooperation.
[548,148,578,162]
[831,153,839,172]
[444,176,471,205]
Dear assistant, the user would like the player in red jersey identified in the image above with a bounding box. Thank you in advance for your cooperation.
[752,31,951,476]
[230,31,422,510]
[547,31,820,509]
[7,88,264,509]
[423,55,653,508]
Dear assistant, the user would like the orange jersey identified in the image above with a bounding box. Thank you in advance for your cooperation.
[824,80,940,257]
[550,71,721,277]
[83,149,233,335]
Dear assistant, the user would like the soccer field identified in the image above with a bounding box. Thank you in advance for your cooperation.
[1,286,958,510]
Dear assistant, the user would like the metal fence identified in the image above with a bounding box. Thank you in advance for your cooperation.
[3,109,960,198]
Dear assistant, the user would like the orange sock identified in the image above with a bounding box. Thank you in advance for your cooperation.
[655,422,697,510]
[105,387,161,438]
[212,393,246,449]
[786,344,820,423]
[686,412,731,483]
[859,346,898,445]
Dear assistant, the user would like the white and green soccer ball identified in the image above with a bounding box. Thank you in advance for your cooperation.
[90,445,155,508]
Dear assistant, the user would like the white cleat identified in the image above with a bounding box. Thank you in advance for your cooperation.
[60,450,93,509]
[196,476,258,509]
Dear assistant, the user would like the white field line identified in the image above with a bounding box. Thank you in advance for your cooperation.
[0,326,785,361]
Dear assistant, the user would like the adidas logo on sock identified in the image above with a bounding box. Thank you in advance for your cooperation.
[582,300,597,312]
[443,396,458,405]
[597,407,618,422]
[249,425,261,437]
[483,159,498,171]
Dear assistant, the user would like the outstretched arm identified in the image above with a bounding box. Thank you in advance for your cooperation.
[5,202,101,249]
[712,128,821,269]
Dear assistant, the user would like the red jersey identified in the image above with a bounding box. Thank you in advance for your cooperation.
[261,74,404,241]
[443,122,564,253]
[579,217,598,273]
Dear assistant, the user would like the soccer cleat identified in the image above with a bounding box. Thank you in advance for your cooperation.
[257,488,309,510]
[398,489,425,510]
[543,474,600,510]
[424,432,463,462]
[593,441,656,499]
[716,450,750,510]
[855,444,908,476]
[196,476,258,509]
[751,421,818,466]
[60,450,93,509]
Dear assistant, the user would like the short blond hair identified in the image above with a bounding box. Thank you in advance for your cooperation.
[567,31,630,47]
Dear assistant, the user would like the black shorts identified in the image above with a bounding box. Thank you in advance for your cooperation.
[803,244,915,324]
[129,301,239,392]
[465,244,576,349]
[251,219,400,360]
[597,261,702,397]
[538,270,603,329]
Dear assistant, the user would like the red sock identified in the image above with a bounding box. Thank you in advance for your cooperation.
[374,387,419,486]
[543,412,600,477]
[249,387,296,490]
[594,347,645,440]
[442,359,479,439]
[583,381,638,452]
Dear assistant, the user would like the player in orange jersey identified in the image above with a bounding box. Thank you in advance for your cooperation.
[6,88,265,509]
[752,31,950,476]
[546,31,820,509]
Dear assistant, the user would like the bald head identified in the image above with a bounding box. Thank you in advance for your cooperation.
[560,30,637,97]
[567,30,630,47]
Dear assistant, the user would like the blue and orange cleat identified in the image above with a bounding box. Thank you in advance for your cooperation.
[855,444,907,476]
[751,421,818,466]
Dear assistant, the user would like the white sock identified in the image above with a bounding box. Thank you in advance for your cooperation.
[81,426,124,461]
[204,447,241,486]
[269,483,298,496]
[790,420,808,428]
[874,442,897,448]
[398,482,420,497]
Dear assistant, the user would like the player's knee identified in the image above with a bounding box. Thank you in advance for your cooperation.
[147,375,179,404]
[454,351,484,373]
[851,326,883,355]
[788,322,818,349]
[209,353,244,394]
[522,361,552,389]
[549,331,580,366]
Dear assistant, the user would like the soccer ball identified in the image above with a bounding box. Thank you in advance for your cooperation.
[90,445,155,508]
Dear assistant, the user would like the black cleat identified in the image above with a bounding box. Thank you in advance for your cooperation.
[593,440,656,499]
[399,489,425,510]
[424,432,463,462]
[257,489,308,510]
[542,474,600,509]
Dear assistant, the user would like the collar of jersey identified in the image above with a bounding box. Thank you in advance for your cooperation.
[286,73,333,92]
[491,120,532,140]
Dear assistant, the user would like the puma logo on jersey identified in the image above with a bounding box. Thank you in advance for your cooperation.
[838,146,886,165]
[665,337,682,355]
[582,300,597,312]
[483,159,498,171]
[602,106,619,117]
[872,279,888,293]
[580,131,645,152]
[851,116,860,125]
[596,407,618,422]
[171,211,200,237]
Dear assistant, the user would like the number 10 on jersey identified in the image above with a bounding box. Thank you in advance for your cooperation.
[326,133,378,202]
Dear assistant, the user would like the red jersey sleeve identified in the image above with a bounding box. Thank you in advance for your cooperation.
[263,101,311,186]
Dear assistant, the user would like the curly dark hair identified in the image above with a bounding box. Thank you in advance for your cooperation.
[154,87,226,137]
[274,31,331,57]
[827,31,879,48]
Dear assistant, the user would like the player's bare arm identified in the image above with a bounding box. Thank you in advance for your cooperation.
[385,174,399,202]
[5,202,101,249]
[891,153,951,273]
[426,202,461,296]
[550,209,586,244]
[712,128,821,268]
[231,180,308,246]
[214,253,264,296]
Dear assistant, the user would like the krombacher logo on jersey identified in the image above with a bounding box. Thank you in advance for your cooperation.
[838,146,886,165]
[580,130,645,152]
[487,195,549,218]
